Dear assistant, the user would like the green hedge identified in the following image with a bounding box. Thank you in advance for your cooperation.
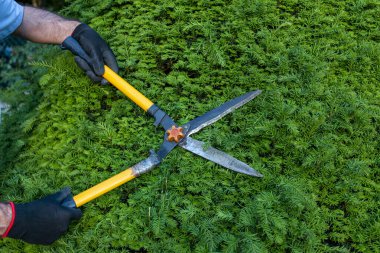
[0,42,45,171]
[1,0,379,252]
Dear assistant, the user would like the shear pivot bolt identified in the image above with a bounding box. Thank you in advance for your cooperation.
[167,126,184,143]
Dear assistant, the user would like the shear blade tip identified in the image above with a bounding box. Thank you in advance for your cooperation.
[245,169,263,177]
[251,89,262,95]
[250,172,264,178]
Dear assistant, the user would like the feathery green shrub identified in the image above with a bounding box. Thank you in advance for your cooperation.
[0,0,379,252]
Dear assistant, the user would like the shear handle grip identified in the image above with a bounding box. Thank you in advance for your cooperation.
[62,37,154,112]
[62,194,77,208]
[61,151,160,207]
[60,168,137,208]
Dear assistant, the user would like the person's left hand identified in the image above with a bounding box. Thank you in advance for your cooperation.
[65,23,119,85]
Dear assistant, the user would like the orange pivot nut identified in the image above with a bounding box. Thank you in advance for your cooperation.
[167,126,184,143]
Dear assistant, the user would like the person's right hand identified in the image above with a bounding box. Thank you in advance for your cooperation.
[5,187,82,245]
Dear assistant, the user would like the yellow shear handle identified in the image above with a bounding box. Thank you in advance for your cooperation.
[103,66,154,112]
[71,67,158,207]
[73,168,136,207]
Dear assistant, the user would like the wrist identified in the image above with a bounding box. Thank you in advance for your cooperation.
[58,20,81,44]
[15,7,81,44]
[0,202,14,237]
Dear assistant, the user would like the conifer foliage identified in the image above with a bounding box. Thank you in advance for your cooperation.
[0,0,379,252]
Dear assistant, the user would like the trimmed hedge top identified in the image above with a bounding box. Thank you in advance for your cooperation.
[1,0,379,252]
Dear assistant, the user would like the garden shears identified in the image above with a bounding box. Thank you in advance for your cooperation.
[61,37,263,208]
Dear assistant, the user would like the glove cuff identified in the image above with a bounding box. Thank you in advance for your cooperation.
[71,23,90,38]
[2,202,15,238]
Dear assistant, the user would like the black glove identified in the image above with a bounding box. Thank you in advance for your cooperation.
[70,23,118,85]
[7,187,82,245]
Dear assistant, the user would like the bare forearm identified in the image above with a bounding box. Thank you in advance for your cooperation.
[0,203,12,236]
[14,6,80,44]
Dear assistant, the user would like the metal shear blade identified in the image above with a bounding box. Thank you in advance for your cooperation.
[154,89,263,177]
[179,137,263,177]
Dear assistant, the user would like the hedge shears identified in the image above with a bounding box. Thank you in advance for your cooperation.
[61,37,262,208]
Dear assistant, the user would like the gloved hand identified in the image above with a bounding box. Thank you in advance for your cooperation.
[5,187,82,245]
[68,23,119,85]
